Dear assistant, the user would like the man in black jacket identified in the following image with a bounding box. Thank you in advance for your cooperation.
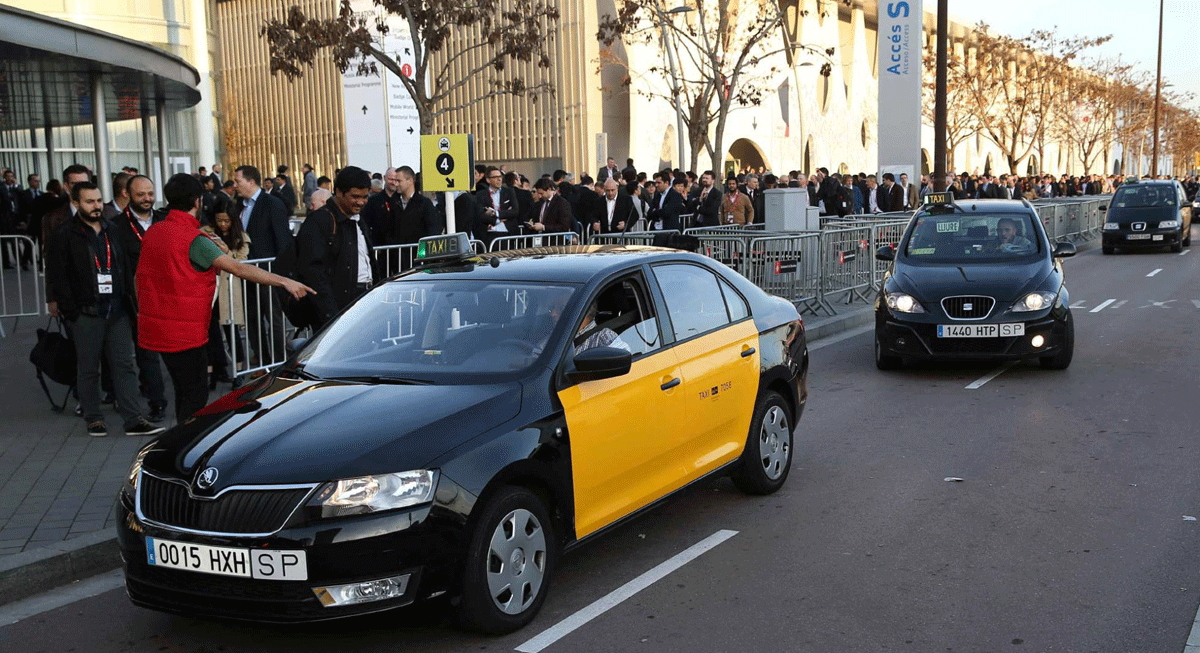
[47,181,164,438]
[530,178,575,234]
[273,172,298,215]
[296,167,379,327]
[388,166,439,246]
[234,165,295,366]
[475,166,520,238]
[688,171,723,227]
[111,174,167,420]
[648,176,687,231]
[595,178,635,233]
[505,171,534,225]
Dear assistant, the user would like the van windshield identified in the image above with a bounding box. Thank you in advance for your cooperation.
[1112,185,1176,208]
[904,213,1041,262]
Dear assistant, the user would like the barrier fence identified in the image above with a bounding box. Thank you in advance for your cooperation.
[0,235,40,337]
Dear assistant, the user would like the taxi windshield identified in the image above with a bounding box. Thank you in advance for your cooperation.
[294,280,578,380]
[904,213,1041,262]
[1112,184,1176,208]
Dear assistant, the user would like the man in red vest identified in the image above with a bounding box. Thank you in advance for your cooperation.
[137,174,313,424]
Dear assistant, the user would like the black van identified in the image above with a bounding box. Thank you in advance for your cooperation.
[1102,180,1192,254]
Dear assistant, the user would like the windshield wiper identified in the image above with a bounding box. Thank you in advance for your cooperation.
[281,366,321,381]
[329,375,434,386]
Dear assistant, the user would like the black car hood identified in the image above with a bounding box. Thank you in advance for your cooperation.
[898,261,1049,302]
[1107,205,1175,224]
[144,377,521,492]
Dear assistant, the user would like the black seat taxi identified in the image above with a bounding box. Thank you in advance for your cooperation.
[118,235,809,633]
[1101,179,1192,254]
[873,193,1076,370]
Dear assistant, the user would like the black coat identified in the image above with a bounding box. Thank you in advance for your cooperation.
[435,192,488,241]
[648,189,685,231]
[474,186,520,232]
[596,194,635,233]
[512,186,534,224]
[274,181,298,215]
[296,198,380,325]
[238,189,295,274]
[741,186,767,224]
[48,215,136,321]
[688,187,723,227]
[362,191,402,245]
[389,193,440,245]
[111,206,166,273]
[533,194,575,234]
[575,189,605,232]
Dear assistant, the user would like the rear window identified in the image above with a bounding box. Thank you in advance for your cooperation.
[1113,185,1176,208]
[904,213,1041,262]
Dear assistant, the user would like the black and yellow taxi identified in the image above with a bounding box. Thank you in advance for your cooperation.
[117,234,808,632]
[874,193,1076,370]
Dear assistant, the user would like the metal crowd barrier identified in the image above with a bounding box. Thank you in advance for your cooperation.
[742,234,826,314]
[289,218,304,236]
[488,232,580,252]
[587,231,681,246]
[819,225,875,305]
[222,257,294,381]
[0,235,40,337]
[374,243,420,278]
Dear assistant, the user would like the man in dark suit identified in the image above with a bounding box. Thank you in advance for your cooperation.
[388,166,439,246]
[597,157,620,183]
[273,173,298,215]
[234,165,294,366]
[878,173,905,212]
[475,166,520,237]
[740,174,767,224]
[296,166,379,328]
[594,178,635,233]
[575,178,604,234]
[688,171,723,227]
[530,178,575,234]
[42,164,93,314]
[434,190,487,241]
[504,171,534,225]
[648,176,687,232]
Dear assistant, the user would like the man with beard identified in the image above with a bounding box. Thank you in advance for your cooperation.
[362,167,403,244]
[687,171,723,227]
[48,181,165,438]
[112,175,168,421]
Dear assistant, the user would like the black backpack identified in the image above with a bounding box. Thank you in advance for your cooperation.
[29,317,76,412]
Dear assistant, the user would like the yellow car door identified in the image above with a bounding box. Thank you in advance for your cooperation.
[558,280,688,539]
[651,264,760,483]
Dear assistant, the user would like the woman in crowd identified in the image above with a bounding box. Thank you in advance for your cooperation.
[201,211,251,386]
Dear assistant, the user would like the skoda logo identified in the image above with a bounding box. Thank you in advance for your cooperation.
[196,467,219,490]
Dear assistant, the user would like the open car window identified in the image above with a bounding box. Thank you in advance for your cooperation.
[904,213,1041,262]
[295,280,578,380]
[574,275,661,357]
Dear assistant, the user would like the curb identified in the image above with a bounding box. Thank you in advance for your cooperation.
[802,305,875,343]
[0,529,120,607]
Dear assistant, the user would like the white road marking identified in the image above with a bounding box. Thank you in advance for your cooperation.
[1069,300,1087,309]
[515,530,739,653]
[1180,249,1190,256]
[809,324,873,352]
[1193,300,1200,309]
[965,362,1017,390]
[1090,299,1116,313]
[1112,300,1128,309]
[1147,269,1163,277]
[0,569,124,626]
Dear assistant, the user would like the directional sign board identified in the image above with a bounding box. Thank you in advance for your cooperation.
[421,134,475,192]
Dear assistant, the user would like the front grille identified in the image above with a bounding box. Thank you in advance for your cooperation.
[941,296,995,320]
[139,474,311,534]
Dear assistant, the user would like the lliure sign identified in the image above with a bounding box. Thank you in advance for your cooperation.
[877,0,923,188]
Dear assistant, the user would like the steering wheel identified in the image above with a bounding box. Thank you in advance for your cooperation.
[495,338,537,354]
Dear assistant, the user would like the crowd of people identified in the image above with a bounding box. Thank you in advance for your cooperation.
[2,156,1197,435]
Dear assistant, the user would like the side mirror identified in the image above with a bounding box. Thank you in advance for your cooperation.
[568,347,632,384]
[287,337,309,354]
[875,244,895,261]
[1052,241,1076,258]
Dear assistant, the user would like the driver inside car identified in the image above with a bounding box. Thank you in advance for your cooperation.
[990,217,1033,252]
[574,302,631,355]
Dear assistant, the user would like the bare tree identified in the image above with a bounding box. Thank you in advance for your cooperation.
[598,0,839,174]
[922,48,977,172]
[260,0,560,134]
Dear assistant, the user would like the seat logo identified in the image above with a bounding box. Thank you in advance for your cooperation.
[1133,222,1146,231]
[196,467,219,490]
[964,302,974,311]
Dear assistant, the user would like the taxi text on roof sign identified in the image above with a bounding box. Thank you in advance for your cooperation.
[416,233,471,263]
[923,192,954,206]
[420,134,475,192]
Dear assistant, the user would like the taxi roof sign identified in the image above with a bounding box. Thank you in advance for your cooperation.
[923,192,954,207]
[416,233,472,264]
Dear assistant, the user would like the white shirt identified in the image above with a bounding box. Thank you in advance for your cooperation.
[868,188,879,213]
[132,210,153,233]
[348,214,372,284]
[488,187,508,232]
[606,196,617,225]
[240,188,262,230]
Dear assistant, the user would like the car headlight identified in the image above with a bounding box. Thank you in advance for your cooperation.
[1158,220,1181,229]
[1012,291,1057,312]
[308,470,437,518]
[1102,222,1119,230]
[886,292,924,313]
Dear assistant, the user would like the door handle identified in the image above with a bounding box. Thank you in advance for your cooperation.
[660,377,681,391]
[740,347,756,358]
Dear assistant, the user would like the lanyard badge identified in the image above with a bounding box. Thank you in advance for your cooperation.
[94,234,113,294]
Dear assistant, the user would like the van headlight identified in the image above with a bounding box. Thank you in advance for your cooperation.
[1158,220,1180,229]
[1102,222,1119,230]
[308,470,437,518]
[1013,291,1057,312]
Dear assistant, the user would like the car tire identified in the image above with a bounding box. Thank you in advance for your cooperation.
[1171,240,1184,253]
[731,391,793,495]
[1184,232,1192,247]
[455,486,555,634]
[1039,312,1074,370]
[1102,246,1114,255]
[875,333,903,371]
